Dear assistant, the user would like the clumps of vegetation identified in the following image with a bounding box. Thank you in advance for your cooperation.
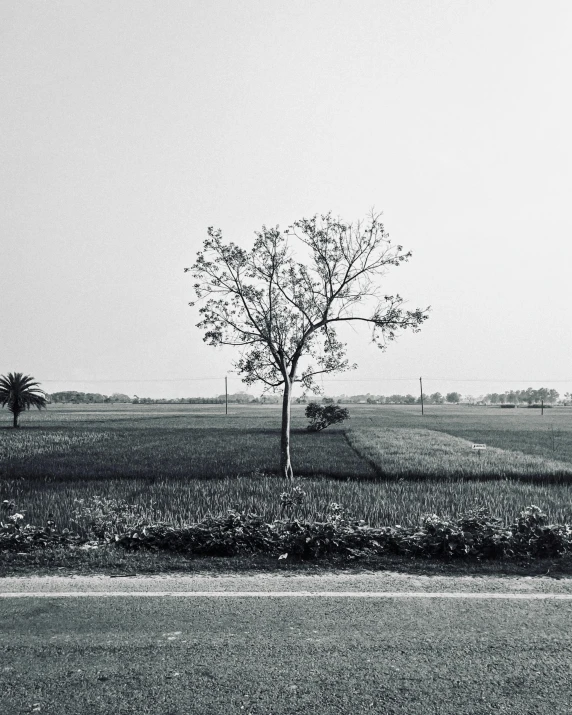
[0,499,82,551]
[71,496,154,540]
[2,493,571,561]
[279,485,306,511]
[305,403,350,431]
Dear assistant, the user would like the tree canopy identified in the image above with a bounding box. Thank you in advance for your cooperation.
[189,212,428,391]
[0,372,47,428]
[187,211,429,479]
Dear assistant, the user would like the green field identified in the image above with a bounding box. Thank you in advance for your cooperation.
[1,403,572,531]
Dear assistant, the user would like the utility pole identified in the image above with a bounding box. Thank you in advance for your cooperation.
[225,376,228,415]
[420,377,424,416]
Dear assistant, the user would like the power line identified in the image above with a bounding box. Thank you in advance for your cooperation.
[378,378,572,384]
[40,376,572,384]
[318,378,572,383]
[41,378,224,383]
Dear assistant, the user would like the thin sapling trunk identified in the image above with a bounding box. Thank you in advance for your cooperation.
[280,377,294,481]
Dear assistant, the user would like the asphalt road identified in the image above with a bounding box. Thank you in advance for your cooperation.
[1,572,571,715]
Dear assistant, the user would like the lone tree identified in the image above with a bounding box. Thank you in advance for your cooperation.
[187,212,429,480]
[0,372,48,428]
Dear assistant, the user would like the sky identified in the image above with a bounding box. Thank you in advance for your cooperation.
[1,0,571,400]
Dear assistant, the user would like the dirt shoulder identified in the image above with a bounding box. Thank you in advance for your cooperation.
[2,547,572,581]
[2,569,572,595]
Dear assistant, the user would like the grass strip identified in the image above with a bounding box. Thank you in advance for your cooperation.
[345,427,572,481]
[5,473,572,531]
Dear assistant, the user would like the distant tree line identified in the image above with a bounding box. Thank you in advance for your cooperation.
[299,388,568,406]
[482,388,560,405]
[297,392,462,405]
[46,390,277,405]
[48,391,132,404]
[45,387,569,406]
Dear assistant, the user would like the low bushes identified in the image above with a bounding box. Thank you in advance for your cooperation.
[0,500,83,551]
[2,494,571,561]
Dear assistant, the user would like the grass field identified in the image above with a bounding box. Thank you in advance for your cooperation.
[345,427,572,480]
[359,404,572,464]
[1,403,572,531]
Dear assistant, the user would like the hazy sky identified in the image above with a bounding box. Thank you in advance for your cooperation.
[2,0,571,400]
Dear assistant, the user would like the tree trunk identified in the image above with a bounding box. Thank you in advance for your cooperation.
[12,410,19,428]
[280,378,294,481]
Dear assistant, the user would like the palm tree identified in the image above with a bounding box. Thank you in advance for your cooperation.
[0,372,48,428]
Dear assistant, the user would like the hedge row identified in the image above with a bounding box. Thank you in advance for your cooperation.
[2,496,571,561]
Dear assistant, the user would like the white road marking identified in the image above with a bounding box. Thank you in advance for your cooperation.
[1,591,572,599]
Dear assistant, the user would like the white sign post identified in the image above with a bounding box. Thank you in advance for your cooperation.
[472,444,486,462]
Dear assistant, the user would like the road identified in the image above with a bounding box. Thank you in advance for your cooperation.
[1,572,571,714]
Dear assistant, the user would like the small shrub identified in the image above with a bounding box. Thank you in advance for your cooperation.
[510,505,571,557]
[305,402,350,431]
[279,486,306,508]
[71,496,153,540]
[0,499,82,552]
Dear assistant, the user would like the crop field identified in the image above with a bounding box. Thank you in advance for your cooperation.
[1,403,571,531]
